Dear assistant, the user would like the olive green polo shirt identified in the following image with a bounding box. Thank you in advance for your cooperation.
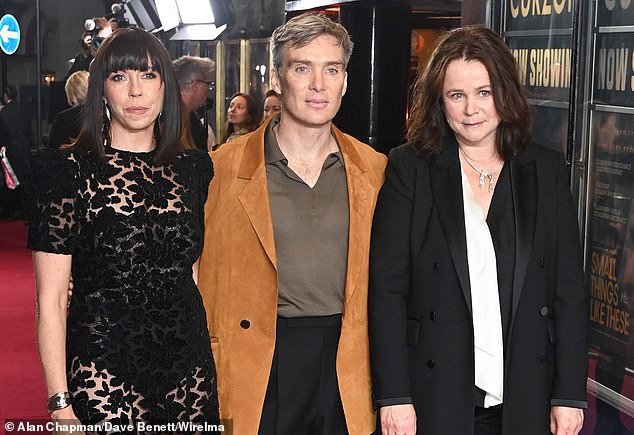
[264,117,350,318]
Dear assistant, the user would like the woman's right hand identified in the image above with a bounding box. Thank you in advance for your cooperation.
[50,407,84,435]
[380,404,417,435]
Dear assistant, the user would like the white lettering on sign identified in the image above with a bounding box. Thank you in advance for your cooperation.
[605,0,632,10]
[510,0,573,18]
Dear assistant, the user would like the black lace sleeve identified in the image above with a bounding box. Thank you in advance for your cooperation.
[24,149,78,254]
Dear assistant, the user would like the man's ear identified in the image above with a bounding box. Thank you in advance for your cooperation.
[271,68,282,94]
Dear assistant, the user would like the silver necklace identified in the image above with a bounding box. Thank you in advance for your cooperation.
[459,148,496,193]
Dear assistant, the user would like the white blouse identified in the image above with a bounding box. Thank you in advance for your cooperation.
[461,165,505,407]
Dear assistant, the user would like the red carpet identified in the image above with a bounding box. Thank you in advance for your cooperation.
[0,220,48,425]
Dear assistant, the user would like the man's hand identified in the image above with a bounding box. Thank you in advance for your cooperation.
[379,404,416,435]
[550,405,583,435]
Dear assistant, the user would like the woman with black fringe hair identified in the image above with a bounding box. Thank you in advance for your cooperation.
[25,27,219,426]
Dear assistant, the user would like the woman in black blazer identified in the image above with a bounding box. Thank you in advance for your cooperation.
[369,27,587,435]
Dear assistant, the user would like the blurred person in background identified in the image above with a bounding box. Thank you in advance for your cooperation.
[48,71,89,149]
[64,17,112,82]
[220,92,259,145]
[63,32,92,83]
[261,89,281,124]
[174,55,216,151]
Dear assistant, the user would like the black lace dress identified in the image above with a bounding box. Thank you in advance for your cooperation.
[25,146,219,425]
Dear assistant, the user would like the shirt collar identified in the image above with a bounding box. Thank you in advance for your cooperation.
[264,115,286,164]
[264,115,345,166]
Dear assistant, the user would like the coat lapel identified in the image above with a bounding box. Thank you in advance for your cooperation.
[430,137,472,314]
[236,122,277,270]
[509,155,538,321]
[233,121,378,300]
[333,126,375,307]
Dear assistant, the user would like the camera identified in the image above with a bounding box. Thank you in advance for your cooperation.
[83,2,129,51]
[108,2,130,30]
[84,17,108,51]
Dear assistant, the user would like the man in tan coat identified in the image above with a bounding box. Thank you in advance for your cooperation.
[198,13,386,434]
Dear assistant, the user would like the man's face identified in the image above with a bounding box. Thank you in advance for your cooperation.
[272,34,347,129]
[191,77,212,108]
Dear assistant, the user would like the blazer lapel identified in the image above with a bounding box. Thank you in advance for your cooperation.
[430,137,472,314]
[509,156,538,321]
[237,122,277,270]
[333,126,375,307]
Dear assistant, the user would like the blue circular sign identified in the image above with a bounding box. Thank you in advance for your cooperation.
[0,14,20,55]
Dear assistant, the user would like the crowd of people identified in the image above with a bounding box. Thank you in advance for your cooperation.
[11,10,588,435]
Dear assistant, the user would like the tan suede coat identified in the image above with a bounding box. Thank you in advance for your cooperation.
[198,117,387,434]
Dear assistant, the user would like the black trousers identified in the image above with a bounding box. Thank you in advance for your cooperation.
[258,315,348,435]
[474,405,503,435]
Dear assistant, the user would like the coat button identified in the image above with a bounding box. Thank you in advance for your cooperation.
[433,262,440,272]
[427,359,436,369]
[540,306,549,317]
[537,354,547,364]
[539,258,545,269]
[429,311,436,321]
[240,319,251,329]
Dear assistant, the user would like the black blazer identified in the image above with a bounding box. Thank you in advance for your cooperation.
[48,104,83,149]
[369,138,588,435]
[189,111,209,152]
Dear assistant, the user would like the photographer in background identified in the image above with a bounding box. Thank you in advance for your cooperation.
[63,17,112,82]
[63,32,92,83]
[108,2,129,31]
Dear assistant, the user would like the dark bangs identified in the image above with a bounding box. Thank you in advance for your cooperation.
[96,31,164,79]
[76,27,187,164]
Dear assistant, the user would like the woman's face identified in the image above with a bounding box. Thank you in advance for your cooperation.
[442,59,501,149]
[262,95,281,120]
[227,95,249,128]
[103,64,164,139]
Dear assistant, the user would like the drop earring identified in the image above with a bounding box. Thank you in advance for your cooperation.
[104,102,111,122]
[102,101,111,146]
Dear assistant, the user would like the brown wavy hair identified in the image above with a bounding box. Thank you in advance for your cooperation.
[406,26,531,160]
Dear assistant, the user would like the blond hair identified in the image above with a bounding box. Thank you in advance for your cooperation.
[65,70,89,106]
